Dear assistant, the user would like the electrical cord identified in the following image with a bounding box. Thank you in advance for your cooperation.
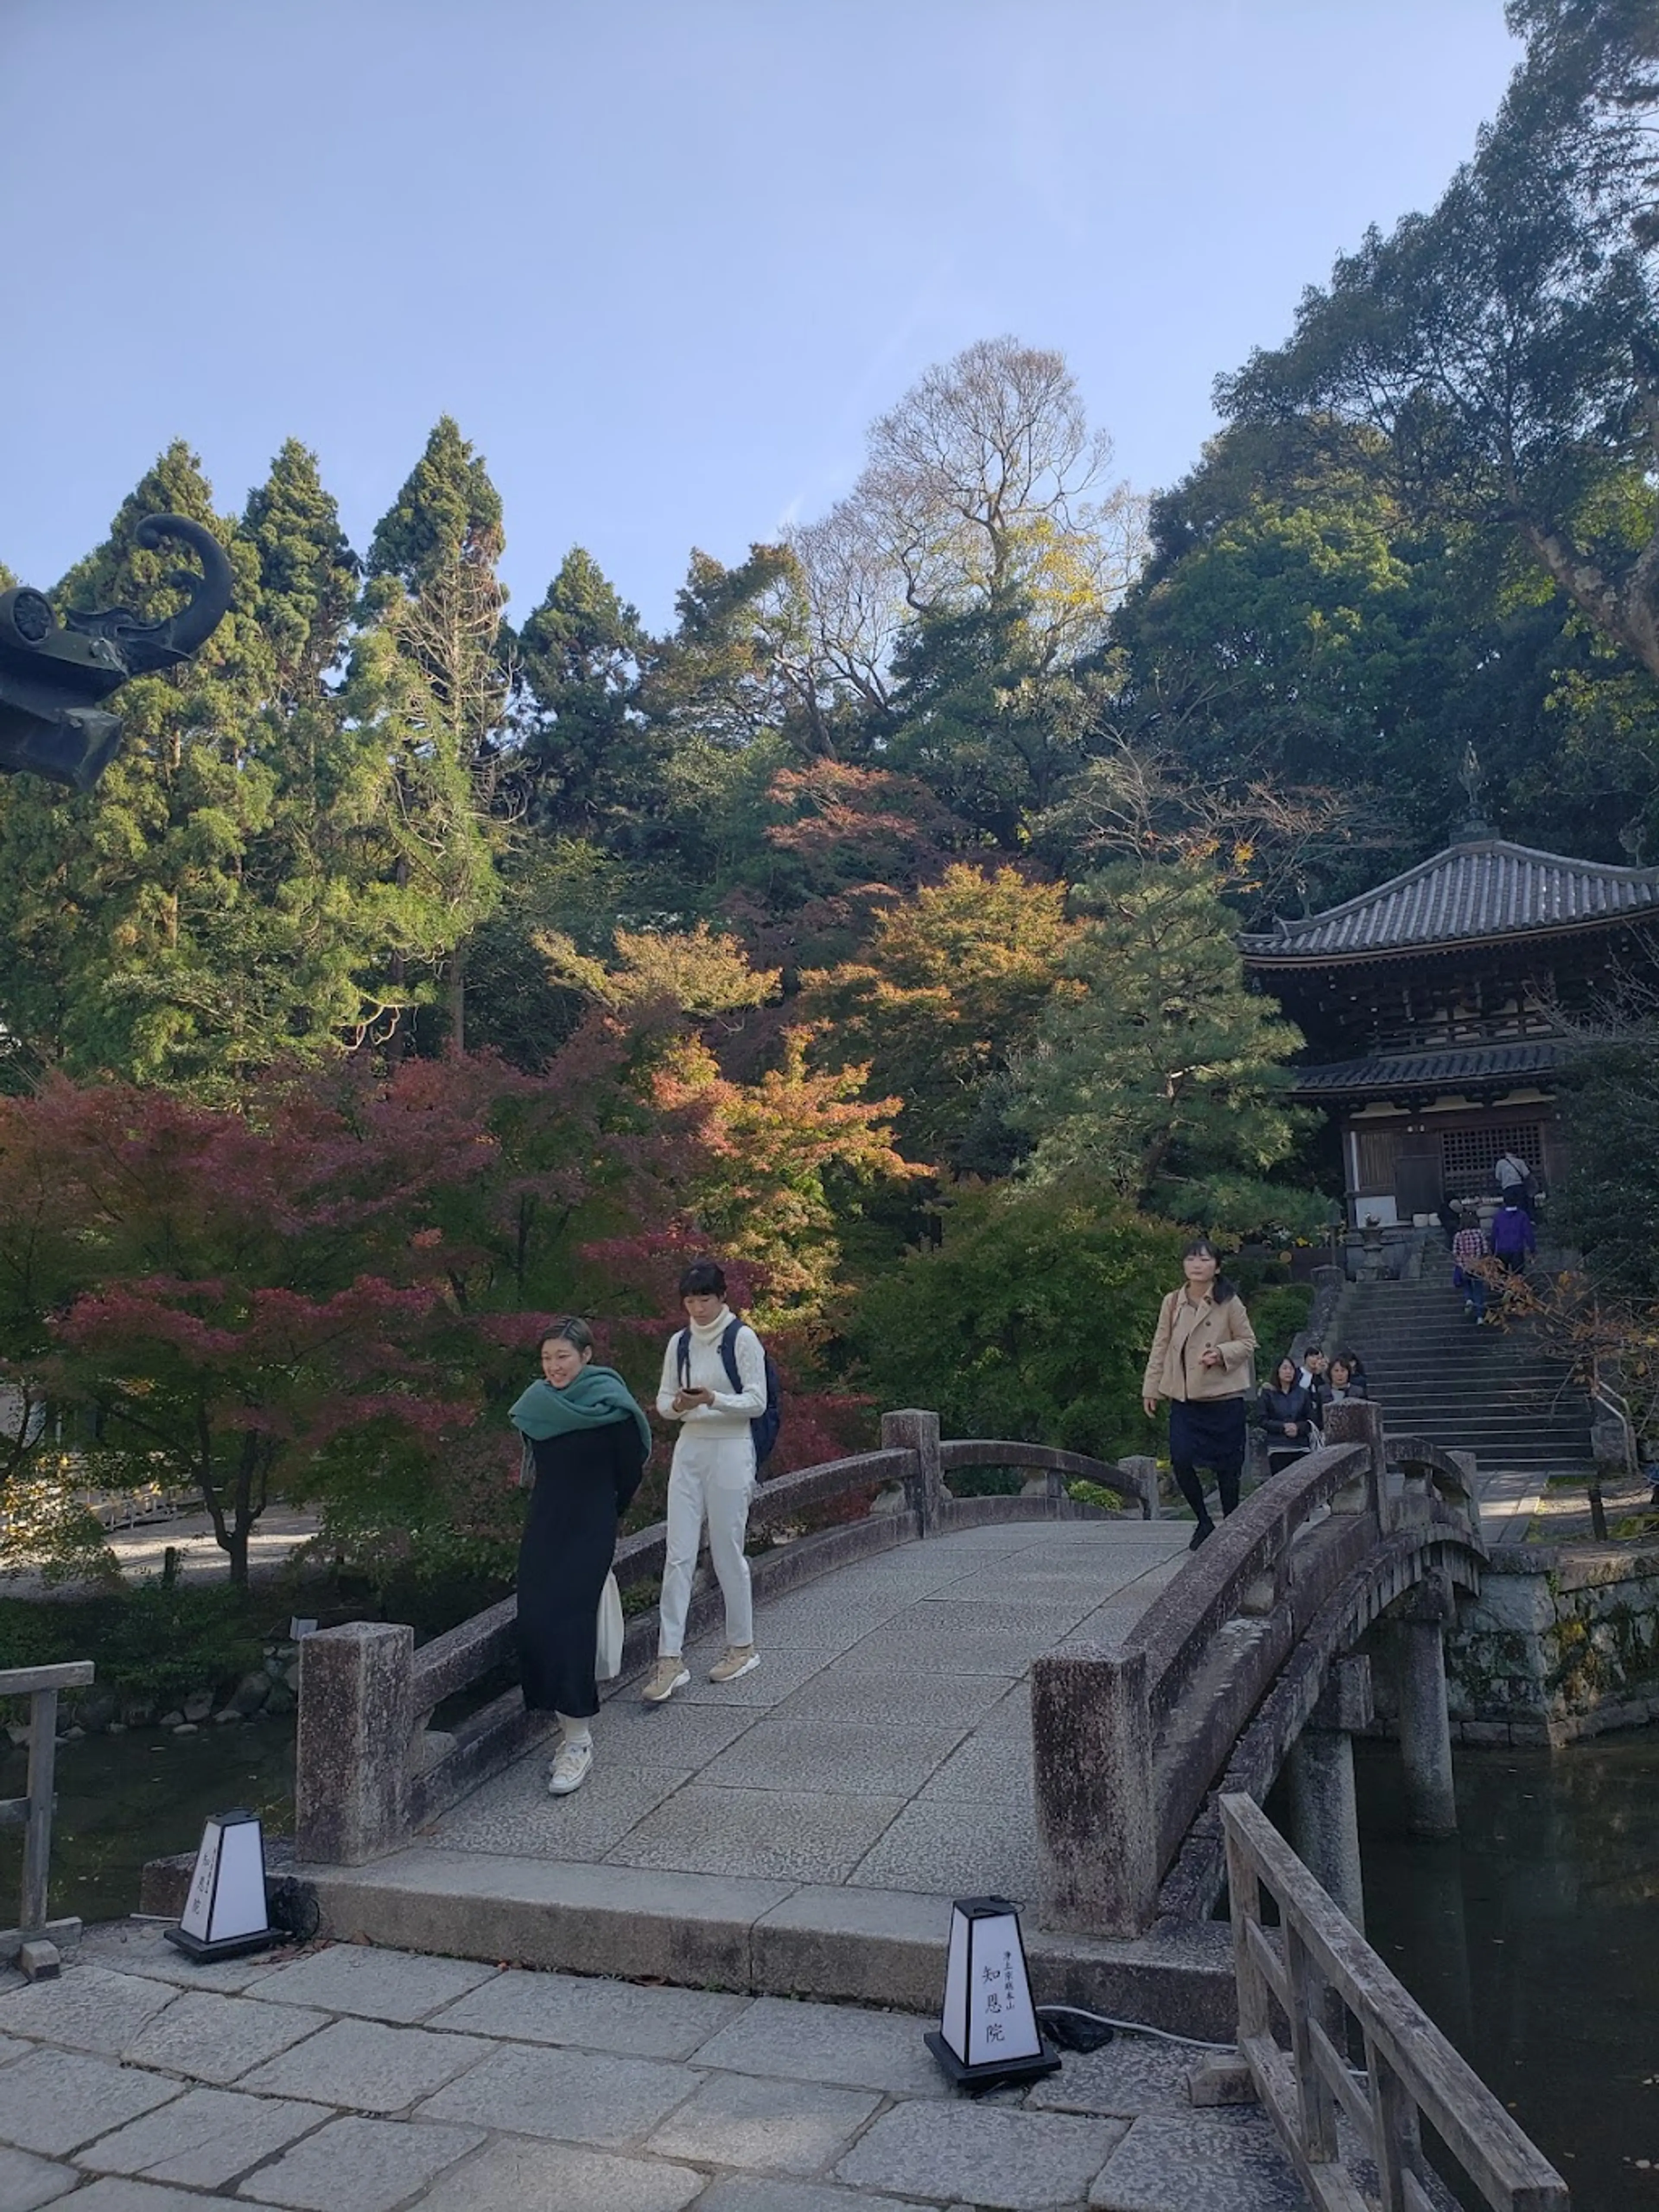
[1035,2002,1237,2053]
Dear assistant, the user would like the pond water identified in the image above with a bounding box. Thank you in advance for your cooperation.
[1354,1728,1659,2212]
[0,1717,296,1930]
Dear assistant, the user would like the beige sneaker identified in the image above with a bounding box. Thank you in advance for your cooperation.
[642,1655,690,1705]
[708,1644,760,1684]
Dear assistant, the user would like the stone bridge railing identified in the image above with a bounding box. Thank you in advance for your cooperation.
[1033,1402,1487,1939]
[294,1411,1159,1865]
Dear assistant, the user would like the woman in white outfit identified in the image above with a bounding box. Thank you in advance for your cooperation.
[644,1260,767,1703]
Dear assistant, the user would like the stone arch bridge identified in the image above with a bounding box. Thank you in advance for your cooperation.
[286,1400,1483,2035]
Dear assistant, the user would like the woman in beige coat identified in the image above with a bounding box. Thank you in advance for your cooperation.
[1142,1238,1258,1548]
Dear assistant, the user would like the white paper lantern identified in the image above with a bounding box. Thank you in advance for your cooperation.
[925,1895,1059,2090]
[164,1809,283,1963]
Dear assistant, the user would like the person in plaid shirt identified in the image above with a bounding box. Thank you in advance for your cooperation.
[1451,1207,1491,1323]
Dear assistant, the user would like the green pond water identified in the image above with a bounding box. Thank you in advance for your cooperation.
[0,1718,297,1929]
[1354,1728,1659,2212]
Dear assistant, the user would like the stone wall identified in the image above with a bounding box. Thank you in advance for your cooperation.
[1366,1543,1659,1747]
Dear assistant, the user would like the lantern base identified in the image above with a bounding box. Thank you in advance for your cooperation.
[164,1924,286,1964]
[925,2029,1062,2094]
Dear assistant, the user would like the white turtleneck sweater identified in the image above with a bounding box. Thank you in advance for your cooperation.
[655,1305,767,1438]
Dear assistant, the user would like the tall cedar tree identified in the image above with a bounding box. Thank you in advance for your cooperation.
[354,417,512,1053]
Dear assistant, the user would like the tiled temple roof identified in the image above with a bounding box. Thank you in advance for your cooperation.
[1239,840,1659,962]
[1289,1040,1566,1099]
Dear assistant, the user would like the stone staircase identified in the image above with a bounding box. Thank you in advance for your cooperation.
[1328,1253,1595,1477]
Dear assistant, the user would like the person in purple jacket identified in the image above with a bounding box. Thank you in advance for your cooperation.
[1491,1196,1536,1277]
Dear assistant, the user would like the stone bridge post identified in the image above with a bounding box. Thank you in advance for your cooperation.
[1286,1655,1372,1932]
[1392,1576,1458,1837]
[1320,1398,1386,1519]
[295,1621,414,1864]
[880,1409,947,1534]
[1031,1645,1156,1936]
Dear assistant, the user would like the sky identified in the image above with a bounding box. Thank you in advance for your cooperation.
[1,1,1522,631]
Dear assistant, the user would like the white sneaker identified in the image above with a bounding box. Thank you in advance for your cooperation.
[708,1644,760,1684]
[642,1656,690,1705]
[547,1739,592,1795]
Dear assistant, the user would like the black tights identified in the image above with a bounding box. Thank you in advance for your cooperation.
[1173,1459,1240,1527]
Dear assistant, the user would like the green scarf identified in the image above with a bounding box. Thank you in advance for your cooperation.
[510,1365,652,1455]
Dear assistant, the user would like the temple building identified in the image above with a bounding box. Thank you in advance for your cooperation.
[1239,831,1659,1226]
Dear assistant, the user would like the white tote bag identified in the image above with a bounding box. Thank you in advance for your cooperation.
[595,1570,624,1681]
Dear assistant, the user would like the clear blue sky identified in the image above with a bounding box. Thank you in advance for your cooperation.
[3,1,1520,630]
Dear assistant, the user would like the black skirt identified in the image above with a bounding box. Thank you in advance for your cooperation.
[516,1418,646,1719]
[1169,1395,1247,1477]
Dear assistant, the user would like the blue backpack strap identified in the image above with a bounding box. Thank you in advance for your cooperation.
[718,1318,745,1397]
[676,1327,691,1389]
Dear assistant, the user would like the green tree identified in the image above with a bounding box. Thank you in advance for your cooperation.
[1218,0,1659,678]
[855,1179,1182,1461]
[515,547,655,839]
[354,417,512,1052]
[1009,862,1314,1227]
[801,864,1076,1168]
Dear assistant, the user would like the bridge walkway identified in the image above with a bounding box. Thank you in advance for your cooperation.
[423,1521,1188,1898]
[288,1521,1236,2036]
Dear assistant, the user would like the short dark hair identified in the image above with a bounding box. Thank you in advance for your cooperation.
[678,1259,727,1299]
[1180,1237,1238,1308]
[539,1316,594,1357]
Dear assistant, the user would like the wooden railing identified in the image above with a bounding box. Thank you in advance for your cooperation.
[0,1659,93,1972]
[1222,1792,1569,2212]
[1032,1402,1487,1938]
[294,1410,1154,1865]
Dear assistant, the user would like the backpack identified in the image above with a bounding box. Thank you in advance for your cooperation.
[677,1318,782,1473]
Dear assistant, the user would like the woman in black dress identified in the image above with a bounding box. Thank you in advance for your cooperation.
[510,1319,652,1798]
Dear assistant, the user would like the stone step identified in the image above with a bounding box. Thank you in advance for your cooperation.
[275,1844,1239,2040]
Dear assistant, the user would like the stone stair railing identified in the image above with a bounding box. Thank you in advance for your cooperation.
[292,1413,1160,1866]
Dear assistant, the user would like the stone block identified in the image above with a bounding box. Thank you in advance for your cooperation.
[686,1993,947,2098]
[76,2086,328,2187]
[0,1964,178,2056]
[244,1943,495,2024]
[1460,1722,1513,1747]
[415,2041,696,2146]
[48,2184,271,2212]
[698,1715,965,1797]
[235,2115,485,2212]
[837,2101,1126,2209]
[749,1884,953,2012]
[1185,2057,1258,2108]
[0,2045,181,2155]
[122,1990,330,2083]
[414,2138,706,2212]
[17,1942,60,1983]
[697,2184,916,2212]
[604,1782,906,1884]
[294,1621,414,1865]
[1026,2034,1209,2118]
[1087,2109,1305,2210]
[296,1848,792,1989]
[237,2015,491,2113]
[644,2069,881,2174]
[0,2143,78,2209]
[76,1923,284,1994]
[427,1968,747,2060]
[848,1788,1035,1903]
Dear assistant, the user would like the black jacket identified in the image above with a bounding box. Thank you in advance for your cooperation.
[1254,1381,1314,1442]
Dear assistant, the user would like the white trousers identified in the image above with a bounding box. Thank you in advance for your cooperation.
[658,1432,755,1655]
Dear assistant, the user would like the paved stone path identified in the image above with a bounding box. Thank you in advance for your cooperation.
[424,1523,1192,1904]
[0,1926,1308,2211]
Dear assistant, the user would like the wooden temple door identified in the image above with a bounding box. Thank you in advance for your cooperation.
[1393,1131,1443,1220]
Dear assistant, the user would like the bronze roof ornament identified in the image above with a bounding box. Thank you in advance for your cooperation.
[0,515,234,793]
